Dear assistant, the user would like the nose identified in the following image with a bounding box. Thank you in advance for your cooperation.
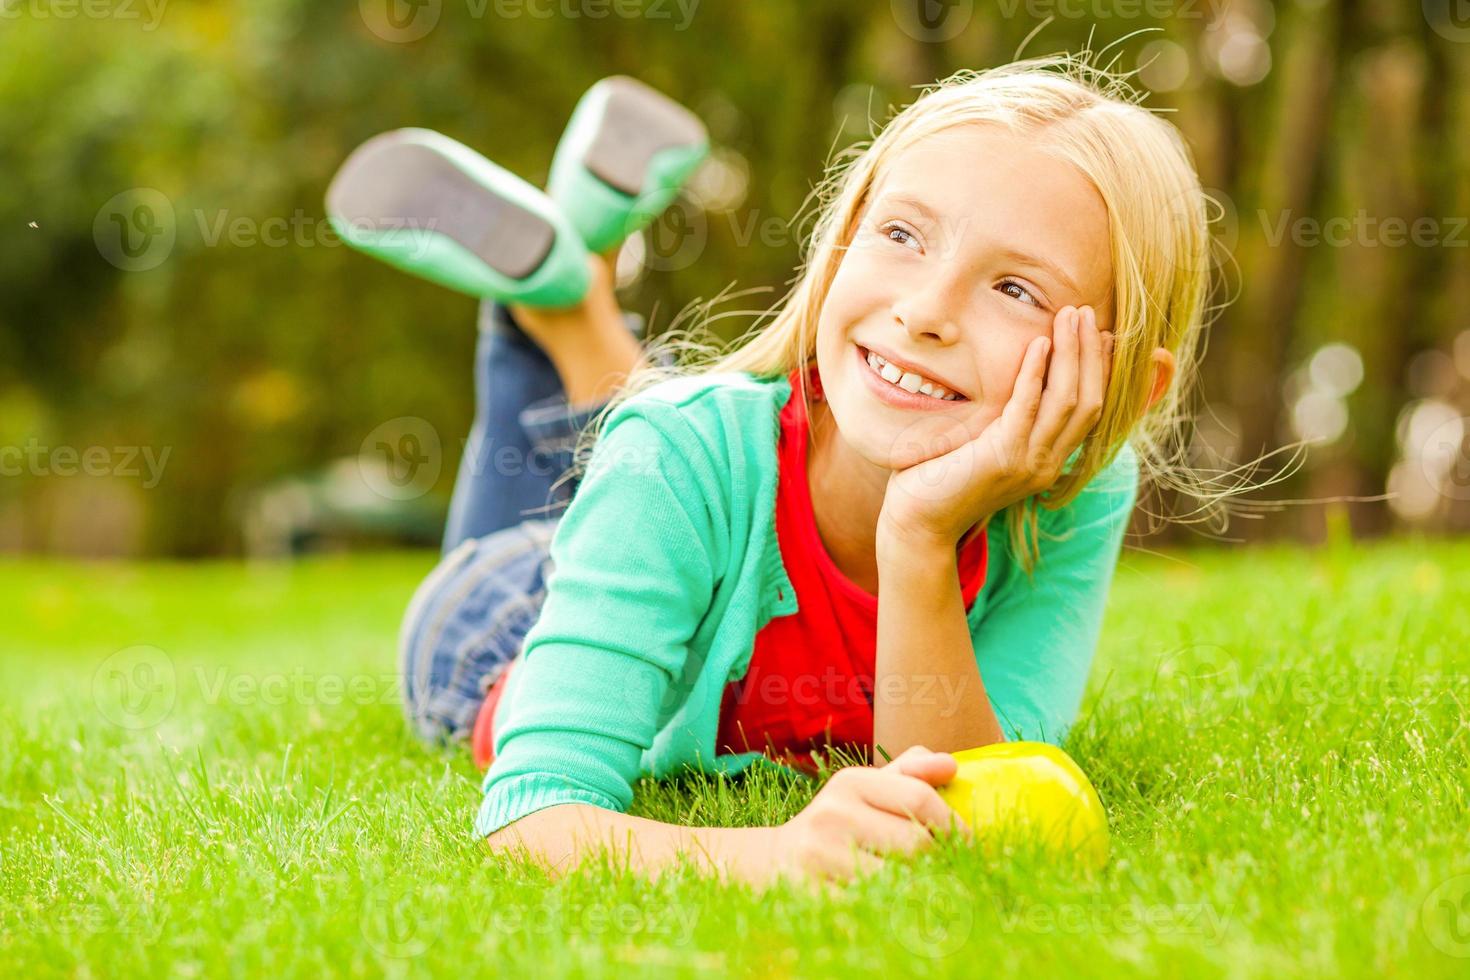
[890,269,963,345]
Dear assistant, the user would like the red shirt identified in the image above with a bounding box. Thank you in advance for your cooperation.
[473,364,990,772]
[714,364,989,770]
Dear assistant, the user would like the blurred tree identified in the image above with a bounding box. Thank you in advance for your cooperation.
[1,0,1466,555]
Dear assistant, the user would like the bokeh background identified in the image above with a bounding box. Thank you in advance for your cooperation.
[3,0,1468,557]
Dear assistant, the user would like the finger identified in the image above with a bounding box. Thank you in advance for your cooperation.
[880,744,940,769]
[999,334,1051,433]
[844,813,938,867]
[987,334,1052,473]
[1054,306,1107,455]
[856,770,959,833]
[893,750,958,787]
[1030,306,1082,450]
[824,847,886,884]
[855,806,938,857]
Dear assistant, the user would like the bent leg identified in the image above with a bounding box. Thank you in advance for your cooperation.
[400,517,560,745]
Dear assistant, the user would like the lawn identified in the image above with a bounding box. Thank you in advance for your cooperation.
[2,539,1467,977]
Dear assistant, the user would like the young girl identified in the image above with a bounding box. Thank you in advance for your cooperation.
[393,59,1203,885]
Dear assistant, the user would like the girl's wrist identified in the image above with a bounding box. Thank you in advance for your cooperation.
[875,515,962,566]
[728,825,791,887]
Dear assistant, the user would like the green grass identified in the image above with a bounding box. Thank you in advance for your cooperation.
[2,540,1468,977]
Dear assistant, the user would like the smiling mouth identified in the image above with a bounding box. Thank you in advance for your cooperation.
[857,345,967,402]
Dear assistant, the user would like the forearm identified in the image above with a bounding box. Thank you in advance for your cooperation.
[485,803,780,884]
[874,535,1004,754]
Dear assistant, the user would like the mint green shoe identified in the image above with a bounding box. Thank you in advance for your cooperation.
[326,129,590,307]
[548,76,709,253]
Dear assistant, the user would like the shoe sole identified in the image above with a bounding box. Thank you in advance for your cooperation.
[326,132,555,280]
[579,76,707,197]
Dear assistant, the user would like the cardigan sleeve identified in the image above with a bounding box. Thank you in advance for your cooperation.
[970,444,1139,746]
[474,405,720,837]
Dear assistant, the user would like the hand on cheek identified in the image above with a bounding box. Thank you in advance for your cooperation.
[877,304,1115,553]
[1025,304,1113,478]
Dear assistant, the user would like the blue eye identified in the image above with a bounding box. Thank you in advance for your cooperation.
[999,279,1041,307]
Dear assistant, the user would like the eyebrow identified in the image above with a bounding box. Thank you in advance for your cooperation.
[881,193,943,225]
[996,247,1082,297]
[877,193,1085,298]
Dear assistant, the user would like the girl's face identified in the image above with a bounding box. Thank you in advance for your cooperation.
[814,124,1116,470]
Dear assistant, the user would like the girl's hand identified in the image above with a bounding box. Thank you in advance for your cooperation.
[877,305,1114,554]
[769,746,966,882]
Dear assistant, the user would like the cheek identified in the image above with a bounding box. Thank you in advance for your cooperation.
[827,246,895,317]
[969,334,1036,417]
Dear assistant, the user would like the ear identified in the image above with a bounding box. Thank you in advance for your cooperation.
[1145,347,1176,413]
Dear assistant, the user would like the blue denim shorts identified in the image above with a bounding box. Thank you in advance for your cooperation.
[399,515,559,745]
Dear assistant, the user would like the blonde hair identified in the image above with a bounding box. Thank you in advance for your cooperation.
[577,54,1231,573]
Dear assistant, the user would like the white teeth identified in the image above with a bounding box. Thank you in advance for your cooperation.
[864,347,958,401]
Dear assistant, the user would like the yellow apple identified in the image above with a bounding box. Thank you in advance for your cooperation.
[936,741,1109,870]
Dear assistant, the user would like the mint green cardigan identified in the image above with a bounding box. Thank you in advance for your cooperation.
[475,370,1138,837]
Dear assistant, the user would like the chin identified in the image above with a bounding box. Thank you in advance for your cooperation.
[824,387,950,472]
